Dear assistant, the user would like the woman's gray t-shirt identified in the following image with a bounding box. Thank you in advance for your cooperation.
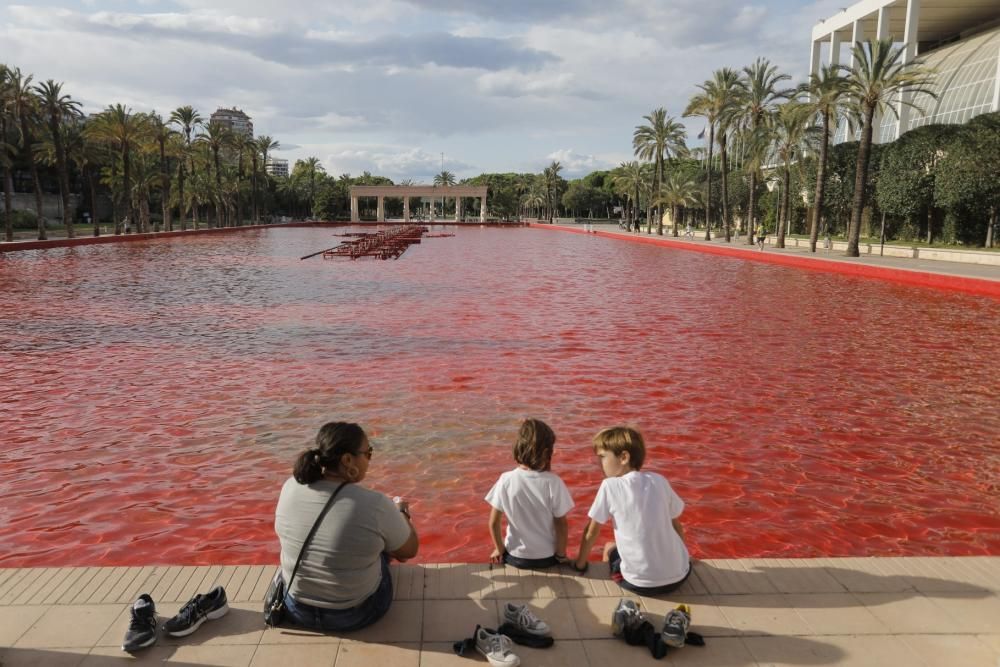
[274,478,411,609]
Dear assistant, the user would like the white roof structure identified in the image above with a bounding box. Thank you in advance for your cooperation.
[811,0,1000,143]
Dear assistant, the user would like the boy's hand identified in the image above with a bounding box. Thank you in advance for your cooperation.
[489,547,504,564]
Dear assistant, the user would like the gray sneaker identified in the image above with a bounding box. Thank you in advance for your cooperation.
[661,604,691,648]
[502,602,551,637]
[611,598,643,638]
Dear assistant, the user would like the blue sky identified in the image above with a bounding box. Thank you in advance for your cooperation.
[2,0,843,180]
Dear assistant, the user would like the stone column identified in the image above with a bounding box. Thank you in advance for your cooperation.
[479,197,486,223]
[456,197,464,222]
[403,196,410,222]
[351,196,359,221]
[377,196,385,222]
[829,30,841,66]
[897,0,921,139]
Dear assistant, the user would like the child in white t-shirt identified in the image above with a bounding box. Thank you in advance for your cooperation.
[573,426,691,594]
[485,418,574,569]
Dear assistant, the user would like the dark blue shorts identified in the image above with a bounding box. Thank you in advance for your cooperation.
[608,547,691,596]
[502,552,559,570]
[284,553,394,632]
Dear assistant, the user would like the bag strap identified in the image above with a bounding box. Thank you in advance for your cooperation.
[285,481,348,592]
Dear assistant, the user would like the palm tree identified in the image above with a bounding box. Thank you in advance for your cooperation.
[33,80,81,239]
[772,102,815,248]
[843,38,937,256]
[169,105,203,229]
[8,67,47,239]
[685,69,743,241]
[1,65,17,241]
[64,121,102,236]
[146,112,176,232]
[433,169,456,219]
[542,161,562,222]
[655,172,700,237]
[612,161,644,231]
[301,156,324,218]
[198,121,230,227]
[256,135,280,223]
[87,104,150,234]
[801,64,850,252]
[732,58,791,244]
[632,108,687,235]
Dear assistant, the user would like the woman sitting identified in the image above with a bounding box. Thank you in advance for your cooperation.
[274,422,418,631]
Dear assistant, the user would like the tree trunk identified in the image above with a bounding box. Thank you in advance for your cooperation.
[926,206,933,244]
[159,139,171,232]
[192,197,199,229]
[251,155,259,224]
[655,156,663,235]
[746,172,757,246]
[672,204,679,237]
[720,136,731,242]
[2,117,12,241]
[846,105,876,257]
[777,165,790,248]
[50,117,74,239]
[987,207,995,248]
[705,123,714,241]
[810,110,830,253]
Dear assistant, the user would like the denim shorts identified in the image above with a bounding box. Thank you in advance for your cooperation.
[608,547,690,596]
[284,553,393,632]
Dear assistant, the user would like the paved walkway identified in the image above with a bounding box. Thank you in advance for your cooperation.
[1,557,997,666]
[571,224,1000,282]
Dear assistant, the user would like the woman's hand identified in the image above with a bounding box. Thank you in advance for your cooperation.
[489,547,505,565]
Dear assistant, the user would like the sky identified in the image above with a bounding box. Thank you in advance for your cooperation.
[2,0,845,181]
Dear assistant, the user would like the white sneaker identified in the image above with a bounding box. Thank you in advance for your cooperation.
[475,626,520,667]
[503,602,551,637]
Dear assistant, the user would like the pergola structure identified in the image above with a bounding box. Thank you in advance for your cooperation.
[348,185,488,222]
[810,0,1000,141]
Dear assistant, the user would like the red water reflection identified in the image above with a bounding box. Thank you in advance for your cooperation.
[1,227,998,567]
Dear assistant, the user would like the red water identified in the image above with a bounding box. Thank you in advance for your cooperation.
[1,227,998,567]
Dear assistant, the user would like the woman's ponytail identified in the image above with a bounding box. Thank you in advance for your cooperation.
[293,448,324,484]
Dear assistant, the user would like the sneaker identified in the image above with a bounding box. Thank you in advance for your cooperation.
[163,586,229,637]
[502,602,551,637]
[475,626,520,667]
[661,603,691,648]
[611,598,643,638]
[122,594,157,652]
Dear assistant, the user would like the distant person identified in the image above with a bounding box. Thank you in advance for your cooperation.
[274,422,418,631]
[573,426,690,595]
[684,222,693,238]
[486,418,574,570]
[756,224,766,250]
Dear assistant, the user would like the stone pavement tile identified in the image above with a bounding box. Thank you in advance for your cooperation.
[755,560,845,594]
[924,593,1000,634]
[700,560,778,595]
[249,643,339,666]
[639,595,736,637]
[854,593,966,634]
[0,605,49,646]
[0,646,88,666]
[823,559,914,593]
[417,642,468,667]
[259,624,341,645]
[898,634,998,667]
[783,593,890,635]
[503,598,580,640]
[742,634,872,666]
[582,638,666,666]
[15,604,124,649]
[424,564,493,600]
[511,640,588,667]
[162,644,257,665]
[664,637,757,666]
[486,564,565,600]
[422,599,499,642]
[335,640,420,667]
[713,595,812,637]
[391,564,425,601]
[977,634,1000,654]
[81,646,174,665]
[567,597,621,639]
[346,600,423,643]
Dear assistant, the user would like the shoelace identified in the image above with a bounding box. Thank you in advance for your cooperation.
[515,607,542,631]
[129,607,153,631]
[488,632,513,656]
[176,594,204,621]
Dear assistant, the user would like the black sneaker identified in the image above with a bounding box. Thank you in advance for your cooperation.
[163,586,229,637]
[122,594,157,652]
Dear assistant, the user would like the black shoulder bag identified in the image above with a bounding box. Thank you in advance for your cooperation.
[264,481,348,627]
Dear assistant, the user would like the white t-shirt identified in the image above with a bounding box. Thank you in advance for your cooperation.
[588,470,689,587]
[485,467,575,559]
